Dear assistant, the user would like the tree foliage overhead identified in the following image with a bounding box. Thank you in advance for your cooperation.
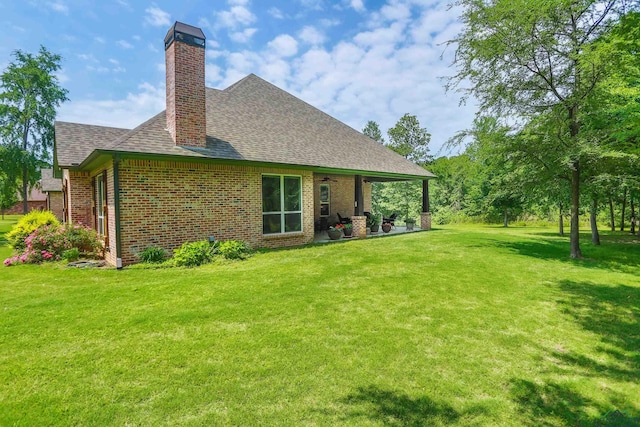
[0,45,68,213]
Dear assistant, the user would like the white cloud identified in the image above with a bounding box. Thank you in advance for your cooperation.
[350,0,365,12]
[109,58,120,65]
[148,43,160,53]
[300,0,324,11]
[94,36,105,44]
[299,26,325,45]
[48,1,68,14]
[77,53,98,62]
[55,70,69,83]
[268,7,284,19]
[229,28,257,43]
[217,3,256,29]
[58,82,166,130]
[267,35,298,58]
[117,40,134,49]
[87,65,110,73]
[144,6,171,27]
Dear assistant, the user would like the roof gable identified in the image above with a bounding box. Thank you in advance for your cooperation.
[54,74,434,178]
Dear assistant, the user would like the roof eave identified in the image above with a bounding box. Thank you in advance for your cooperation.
[72,149,436,180]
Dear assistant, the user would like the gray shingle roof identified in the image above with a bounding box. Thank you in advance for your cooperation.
[55,122,130,167]
[40,168,62,192]
[55,74,434,178]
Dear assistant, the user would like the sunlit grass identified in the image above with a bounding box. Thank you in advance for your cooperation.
[1,218,638,425]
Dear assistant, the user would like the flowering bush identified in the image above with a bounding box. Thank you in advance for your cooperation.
[6,210,60,251]
[3,224,103,266]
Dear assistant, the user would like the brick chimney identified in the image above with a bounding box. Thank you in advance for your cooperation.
[164,22,206,147]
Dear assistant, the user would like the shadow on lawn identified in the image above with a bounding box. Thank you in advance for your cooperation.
[510,280,640,425]
[490,234,640,274]
[339,385,485,426]
[557,280,640,378]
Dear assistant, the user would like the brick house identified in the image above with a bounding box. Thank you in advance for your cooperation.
[54,22,435,267]
[40,168,64,220]
[4,187,47,215]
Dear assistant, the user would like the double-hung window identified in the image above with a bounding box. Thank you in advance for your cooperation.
[262,175,302,234]
[96,173,106,236]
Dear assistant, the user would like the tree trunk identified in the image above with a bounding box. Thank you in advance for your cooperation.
[559,204,564,236]
[608,197,615,231]
[503,208,508,227]
[570,164,582,258]
[22,167,28,215]
[630,195,636,235]
[620,188,627,232]
[590,197,600,245]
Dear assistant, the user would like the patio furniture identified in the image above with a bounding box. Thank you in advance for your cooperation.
[383,213,398,227]
[337,213,352,224]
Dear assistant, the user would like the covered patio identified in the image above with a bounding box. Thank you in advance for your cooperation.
[312,171,434,240]
[313,224,424,243]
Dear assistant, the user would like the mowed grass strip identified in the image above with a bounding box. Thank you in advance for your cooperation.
[1,217,638,426]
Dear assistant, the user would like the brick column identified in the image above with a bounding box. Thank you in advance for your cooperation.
[421,212,432,231]
[352,215,367,238]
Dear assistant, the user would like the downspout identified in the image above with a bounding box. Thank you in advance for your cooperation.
[113,154,123,269]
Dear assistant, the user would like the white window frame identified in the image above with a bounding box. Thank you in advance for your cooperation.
[97,174,105,236]
[262,174,303,235]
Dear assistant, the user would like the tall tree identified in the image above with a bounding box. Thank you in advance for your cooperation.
[0,46,68,213]
[448,0,636,258]
[362,120,385,144]
[0,145,20,219]
[387,113,432,165]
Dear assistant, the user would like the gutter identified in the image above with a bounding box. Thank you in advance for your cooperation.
[113,154,123,269]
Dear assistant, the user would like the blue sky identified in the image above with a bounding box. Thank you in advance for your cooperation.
[0,0,476,155]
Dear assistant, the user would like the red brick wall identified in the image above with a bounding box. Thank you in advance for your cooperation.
[64,170,92,226]
[4,201,47,215]
[47,192,64,220]
[117,159,314,265]
[165,40,206,148]
[313,174,371,225]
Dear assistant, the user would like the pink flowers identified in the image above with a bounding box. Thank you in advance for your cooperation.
[3,223,103,267]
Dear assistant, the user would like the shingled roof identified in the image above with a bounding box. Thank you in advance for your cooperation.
[55,74,434,179]
[40,168,62,192]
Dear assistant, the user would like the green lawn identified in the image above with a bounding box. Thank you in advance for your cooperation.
[1,217,639,426]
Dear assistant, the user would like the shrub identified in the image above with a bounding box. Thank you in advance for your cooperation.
[7,210,60,251]
[3,223,103,266]
[62,248,80,262]
[173,240,215,267]
[138,246,167,263]
[218,240,253,260]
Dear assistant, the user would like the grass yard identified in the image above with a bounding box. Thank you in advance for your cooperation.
[1,216,639,426]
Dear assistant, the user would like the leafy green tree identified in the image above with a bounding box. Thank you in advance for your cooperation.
[0,145,20,219]
[448,0,636,258]
[387,113,432,165]
[362,120,385,144]
[0,46,68,214]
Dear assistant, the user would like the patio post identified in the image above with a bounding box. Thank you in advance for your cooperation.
[421,179,432,230]
[352,175,367,238]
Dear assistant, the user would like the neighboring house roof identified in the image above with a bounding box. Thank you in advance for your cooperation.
[55,74,435,179]
[17,187,47,202]
[40,168,62,192]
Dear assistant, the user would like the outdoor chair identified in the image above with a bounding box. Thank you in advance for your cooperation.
[337,213,352,224]
[383,213,398,227]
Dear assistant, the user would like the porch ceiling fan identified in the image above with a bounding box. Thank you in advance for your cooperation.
[321,176,337,182]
